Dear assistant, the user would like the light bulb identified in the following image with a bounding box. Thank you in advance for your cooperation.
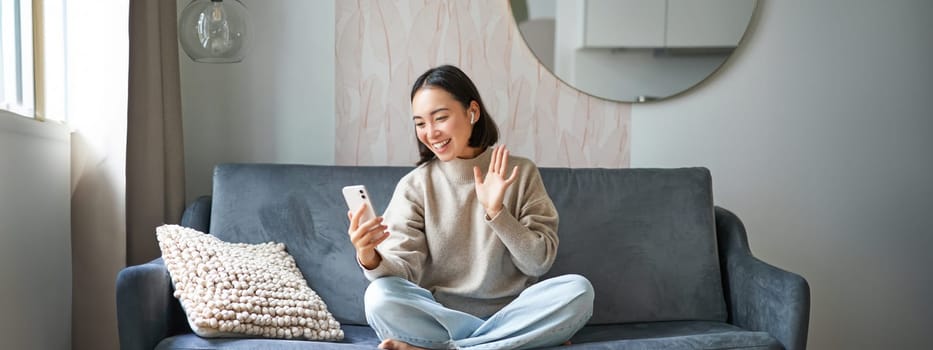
[179,0,251,63]
[199,2,233,56]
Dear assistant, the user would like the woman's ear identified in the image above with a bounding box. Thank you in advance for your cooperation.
[469,101,480,123]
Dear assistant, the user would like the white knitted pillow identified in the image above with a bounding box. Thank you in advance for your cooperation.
[156,224,344,341]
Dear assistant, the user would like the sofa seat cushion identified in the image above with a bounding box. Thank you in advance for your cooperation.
[156,325,380,350]
[555,321,781,350]
[156,322,780,350]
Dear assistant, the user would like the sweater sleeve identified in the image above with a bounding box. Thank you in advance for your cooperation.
[360,175,428,283]
[486,165,559,277]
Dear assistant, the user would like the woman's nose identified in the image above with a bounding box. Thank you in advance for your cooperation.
[425,122,439,135]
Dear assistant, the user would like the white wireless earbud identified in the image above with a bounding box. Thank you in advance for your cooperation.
[470,111,476,124]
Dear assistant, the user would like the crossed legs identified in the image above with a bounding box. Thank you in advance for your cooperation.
[364,275,594,350]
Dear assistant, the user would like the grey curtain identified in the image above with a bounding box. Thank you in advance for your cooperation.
[126,0,186,266]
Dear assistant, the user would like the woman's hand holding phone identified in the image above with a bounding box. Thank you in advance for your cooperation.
[347,202,389,270]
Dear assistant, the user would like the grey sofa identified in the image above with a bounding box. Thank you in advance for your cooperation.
[116,164,809,350]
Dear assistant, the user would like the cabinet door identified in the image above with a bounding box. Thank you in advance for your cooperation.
[583,0,665,48]
[666,0,757,47]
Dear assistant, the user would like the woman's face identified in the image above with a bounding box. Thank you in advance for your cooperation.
[411,87,481,161]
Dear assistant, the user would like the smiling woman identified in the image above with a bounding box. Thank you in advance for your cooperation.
[513,0,758,102]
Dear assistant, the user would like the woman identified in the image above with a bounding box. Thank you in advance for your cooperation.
[347,65,593,350]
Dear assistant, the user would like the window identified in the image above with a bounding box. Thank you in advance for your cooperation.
[0,0,34,117]
[1,0,65,121]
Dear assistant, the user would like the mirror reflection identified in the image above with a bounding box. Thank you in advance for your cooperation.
[511,0,757,103]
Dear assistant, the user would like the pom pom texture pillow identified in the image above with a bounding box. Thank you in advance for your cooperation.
[157,224,344,341]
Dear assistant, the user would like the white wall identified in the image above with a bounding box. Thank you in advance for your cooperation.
[66,2,129,349]
[632,1,933,348]
[0,114,71,350]
[179,0,336,202]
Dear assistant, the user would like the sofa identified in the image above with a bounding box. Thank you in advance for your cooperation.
[117,164,809,350]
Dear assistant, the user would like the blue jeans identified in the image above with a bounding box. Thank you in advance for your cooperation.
[364,275,594,349]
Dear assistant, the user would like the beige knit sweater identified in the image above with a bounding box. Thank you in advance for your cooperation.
[361,148,559,318]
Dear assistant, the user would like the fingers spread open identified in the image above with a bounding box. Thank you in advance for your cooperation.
[506,165,519,185]
[499,148,510,174]
[488,145,500,174]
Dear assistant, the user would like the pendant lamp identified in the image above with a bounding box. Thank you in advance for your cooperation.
[178,0,251,63]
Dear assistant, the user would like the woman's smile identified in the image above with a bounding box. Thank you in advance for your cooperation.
[431,139,451,151]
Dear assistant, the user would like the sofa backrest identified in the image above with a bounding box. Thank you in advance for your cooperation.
[209,164,409,326]
[539,167,726,324]
[209,164,726,326]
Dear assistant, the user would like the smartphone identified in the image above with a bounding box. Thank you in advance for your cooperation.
[342,185,377,223]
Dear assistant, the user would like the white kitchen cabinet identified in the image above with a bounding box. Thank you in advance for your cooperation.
[583,0,666,48]
[580,0,756,48]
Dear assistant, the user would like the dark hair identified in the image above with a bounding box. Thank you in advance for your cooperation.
[410,65,499,166]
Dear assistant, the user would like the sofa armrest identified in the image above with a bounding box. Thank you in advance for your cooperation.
[180,195,212,232]
[116,258,189,350]
[715,207,810,350]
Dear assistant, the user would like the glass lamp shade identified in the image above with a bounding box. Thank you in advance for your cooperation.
[178,0,251,63]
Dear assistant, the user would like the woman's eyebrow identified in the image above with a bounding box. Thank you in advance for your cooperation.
[413,107,450,119]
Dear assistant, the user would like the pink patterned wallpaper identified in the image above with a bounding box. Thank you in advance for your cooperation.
[335,0,631,167]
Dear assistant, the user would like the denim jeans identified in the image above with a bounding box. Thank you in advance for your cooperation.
[364,274,594,349]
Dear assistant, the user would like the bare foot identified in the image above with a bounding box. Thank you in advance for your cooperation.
[378,339,428,350]
[563,340,572,346]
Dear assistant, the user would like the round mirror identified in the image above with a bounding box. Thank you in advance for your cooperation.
[511,0,758,103]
